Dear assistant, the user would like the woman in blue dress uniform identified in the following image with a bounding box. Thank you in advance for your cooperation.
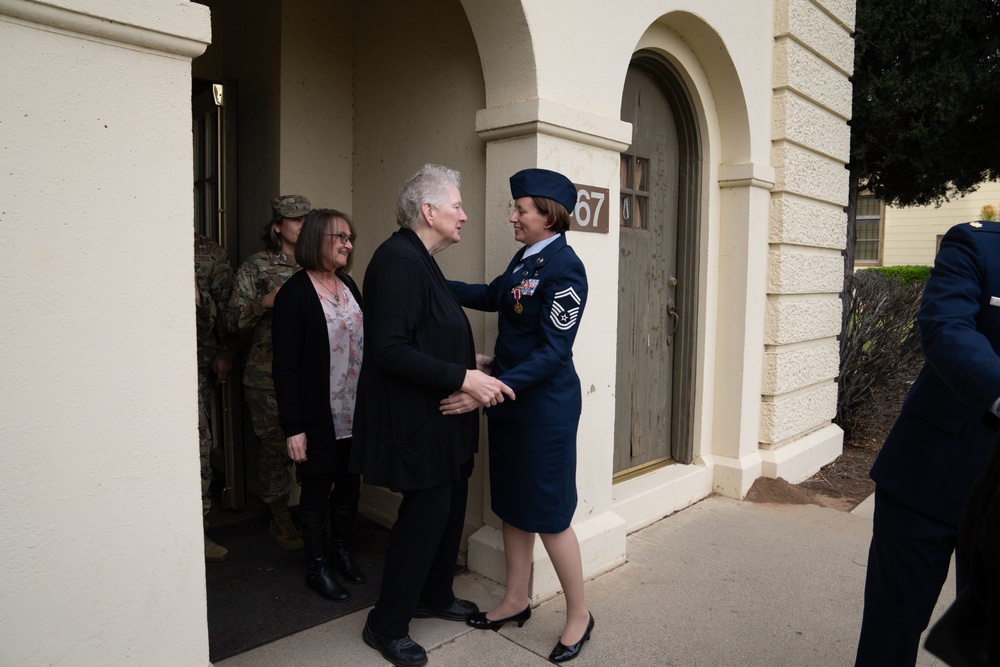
[447,168,594,663]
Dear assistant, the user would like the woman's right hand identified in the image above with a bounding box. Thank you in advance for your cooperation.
[287,433,307,462]
[461,369,515,406]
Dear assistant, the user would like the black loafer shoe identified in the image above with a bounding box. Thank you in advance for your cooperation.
[549,613,595,663]
[362,619,427,667]
[467,606,531,631]
[413,597,480,621]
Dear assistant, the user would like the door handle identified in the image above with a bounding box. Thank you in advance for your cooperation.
[667,298,679,346]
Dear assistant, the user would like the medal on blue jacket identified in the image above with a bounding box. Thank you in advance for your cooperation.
[512,287,523,314]
[520,279,539,295]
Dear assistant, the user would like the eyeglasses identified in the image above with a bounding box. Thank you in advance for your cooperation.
[322,232,354,244]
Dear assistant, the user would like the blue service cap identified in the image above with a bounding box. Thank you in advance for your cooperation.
[509,168,577,213]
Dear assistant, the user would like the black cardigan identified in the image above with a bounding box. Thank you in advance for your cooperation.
[350,228,478,491]
[271,268,362,474]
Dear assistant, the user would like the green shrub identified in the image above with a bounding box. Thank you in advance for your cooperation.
[836,268,928,439]
[865,265,932,285]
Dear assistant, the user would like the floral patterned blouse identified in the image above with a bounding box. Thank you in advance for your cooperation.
[318,288,363,439]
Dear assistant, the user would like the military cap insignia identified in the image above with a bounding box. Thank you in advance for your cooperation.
[550,287,582,330]
[970,221,983,228]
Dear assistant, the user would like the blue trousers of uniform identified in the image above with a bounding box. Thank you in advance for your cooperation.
[855,487,964,667]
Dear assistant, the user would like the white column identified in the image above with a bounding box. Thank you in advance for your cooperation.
[467,99,633,599]
[0,1,212,664]
[709,163,775,498]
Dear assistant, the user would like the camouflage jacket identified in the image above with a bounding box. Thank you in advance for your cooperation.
[194,232,236,369]
[225,249,298,389]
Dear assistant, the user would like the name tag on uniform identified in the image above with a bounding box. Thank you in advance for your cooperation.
[991,296,1000,307]
[519,279,540,296]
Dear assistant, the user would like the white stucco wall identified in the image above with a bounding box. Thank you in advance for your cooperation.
[762,0,852,481]
[280,0,354,212]
[0,1,212,664]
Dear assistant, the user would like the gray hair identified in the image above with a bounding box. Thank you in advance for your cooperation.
[396,163,462,229]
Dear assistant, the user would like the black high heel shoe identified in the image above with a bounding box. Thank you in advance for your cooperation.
[548,613,595,663]
[466,606,531,631]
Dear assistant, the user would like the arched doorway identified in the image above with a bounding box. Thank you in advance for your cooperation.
[614,51,701,478]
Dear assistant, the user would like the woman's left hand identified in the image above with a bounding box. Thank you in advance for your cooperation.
[287,433,307,462]
[439,391,483,416]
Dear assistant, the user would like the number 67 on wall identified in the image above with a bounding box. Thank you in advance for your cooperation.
[571,184,610,234]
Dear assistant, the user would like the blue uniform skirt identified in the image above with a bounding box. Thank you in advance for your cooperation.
[487,417,579,533]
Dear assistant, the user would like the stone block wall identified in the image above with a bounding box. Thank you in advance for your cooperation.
[763,0,854,472]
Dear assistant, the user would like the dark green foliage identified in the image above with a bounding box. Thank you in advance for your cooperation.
[837,269,927,439]
[851,0,1000,207]
[840,1,1000,428]
[866,265,932,285]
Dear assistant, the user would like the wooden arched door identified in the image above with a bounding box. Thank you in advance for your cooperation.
[615,55,700,476]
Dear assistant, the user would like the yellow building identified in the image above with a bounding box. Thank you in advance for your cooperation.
[856,182,1000,267]
[1,0,856,663]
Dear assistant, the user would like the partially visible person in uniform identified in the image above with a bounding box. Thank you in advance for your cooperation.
[448,168,593,663]
[272,208,365,602]
[352,164,514,667]
[194,231,235,563]
[225,194,310,551]
[855,220,1000,666]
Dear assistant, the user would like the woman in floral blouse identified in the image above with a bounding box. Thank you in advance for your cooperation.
[272,208,365,601]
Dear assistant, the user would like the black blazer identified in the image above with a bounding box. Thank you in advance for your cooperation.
[351,228,478,491]
[272,268,362,474]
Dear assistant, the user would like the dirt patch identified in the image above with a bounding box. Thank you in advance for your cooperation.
[747,362,918,512]
[797,440,879,511]
[745,476,817,505]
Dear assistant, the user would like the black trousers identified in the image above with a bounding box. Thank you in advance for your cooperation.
[368,475,469,639]
[855,487,963,667]
[297,438,360,515]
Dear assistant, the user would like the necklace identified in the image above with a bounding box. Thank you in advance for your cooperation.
[311,271,343,305]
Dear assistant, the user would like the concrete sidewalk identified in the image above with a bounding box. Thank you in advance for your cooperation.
[217,495,954,666]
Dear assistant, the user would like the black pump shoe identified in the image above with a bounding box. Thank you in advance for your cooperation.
[466,606,531,631]
[548,613,595,663]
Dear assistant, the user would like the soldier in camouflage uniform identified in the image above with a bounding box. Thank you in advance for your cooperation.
[195,231,235,563]
[225,194,310,551]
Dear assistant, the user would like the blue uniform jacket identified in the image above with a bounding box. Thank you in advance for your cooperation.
[449,233,588,425]
[870,221,1000,526]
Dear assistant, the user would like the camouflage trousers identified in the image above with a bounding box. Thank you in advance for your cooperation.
[197,367,215,515]
[244,386,293,504]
